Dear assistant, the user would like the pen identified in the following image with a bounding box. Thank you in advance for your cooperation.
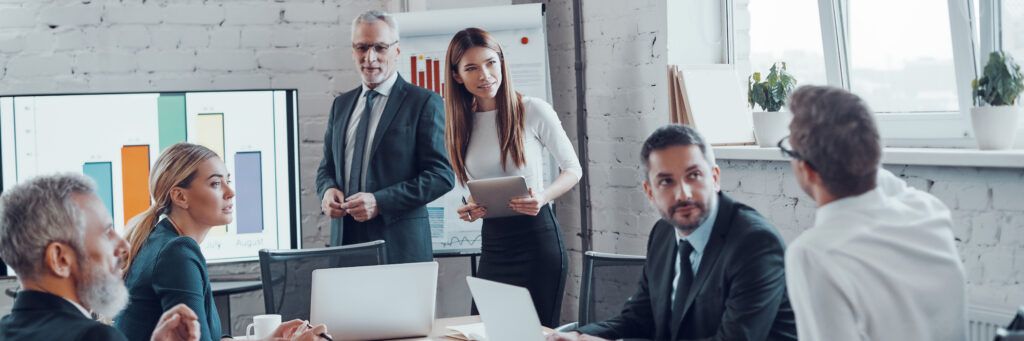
[462,196,468,205]
[305,322,333,341]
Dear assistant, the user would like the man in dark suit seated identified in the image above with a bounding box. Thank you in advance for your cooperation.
[0,174,199,341]
[550,125,797,341]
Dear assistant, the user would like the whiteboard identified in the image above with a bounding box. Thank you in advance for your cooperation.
[393,4,553,252]
[678,65,756,145]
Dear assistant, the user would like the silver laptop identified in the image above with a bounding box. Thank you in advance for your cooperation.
[310,262,438,341]
[466,277,546,341]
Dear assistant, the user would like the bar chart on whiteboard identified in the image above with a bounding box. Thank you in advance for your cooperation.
[0,90,297,262]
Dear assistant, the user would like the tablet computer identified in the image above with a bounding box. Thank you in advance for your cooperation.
[466,175,530,218]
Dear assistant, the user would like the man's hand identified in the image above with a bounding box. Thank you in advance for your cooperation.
[546,332,609,341]
[265,319,331,341]
[342,192,378,222]
[321,188,347,218]
[509,188,545,216]
[150,304,199,341]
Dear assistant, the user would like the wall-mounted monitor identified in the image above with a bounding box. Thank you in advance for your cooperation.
[0,90,301,264]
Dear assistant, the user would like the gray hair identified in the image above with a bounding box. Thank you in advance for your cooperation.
[351,10,400,42]
[0,174,95,280]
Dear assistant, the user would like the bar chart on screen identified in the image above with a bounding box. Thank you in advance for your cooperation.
[0,90,298,263]
[410,54,446,95]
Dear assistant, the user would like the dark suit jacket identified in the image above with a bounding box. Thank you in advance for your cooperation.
[578,193,798,340]
[316,74,454,263]
[115,219,221,341]
[0,290,128,341]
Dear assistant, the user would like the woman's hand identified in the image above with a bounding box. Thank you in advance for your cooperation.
[509,188,545,216]
[264,319,331,341]
[457,196,487,222]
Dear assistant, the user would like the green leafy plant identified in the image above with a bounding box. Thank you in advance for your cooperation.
[972,51,1024,106]
[748,62,797,112]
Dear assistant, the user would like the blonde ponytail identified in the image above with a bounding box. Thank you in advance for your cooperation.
[120,143,218,276]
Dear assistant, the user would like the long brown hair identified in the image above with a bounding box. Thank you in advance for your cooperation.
[444,27,526,185]
[122,142,218,275]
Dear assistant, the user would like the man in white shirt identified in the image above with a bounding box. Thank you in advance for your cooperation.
[781,85,967,340]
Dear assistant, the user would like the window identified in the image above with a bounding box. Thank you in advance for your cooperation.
[847,0,960,113]
[735,0,987,146]
[1003,0,1024,60]
[745,0,828,88]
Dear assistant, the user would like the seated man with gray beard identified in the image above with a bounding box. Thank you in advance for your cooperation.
[0,174,199,341]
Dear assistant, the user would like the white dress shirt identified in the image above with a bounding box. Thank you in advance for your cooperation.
[63,297,92,318]
[344,71,399,192]
[464,96,583,193]
[785,169,967,341]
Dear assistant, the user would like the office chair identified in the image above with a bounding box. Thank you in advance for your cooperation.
[258,240,387,321]
[557,251,646,332]
[996,306,1024,341]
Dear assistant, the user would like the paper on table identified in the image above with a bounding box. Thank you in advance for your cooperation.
[445,322,487,341]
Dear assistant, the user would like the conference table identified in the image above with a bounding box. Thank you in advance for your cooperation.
[388,315,554,340]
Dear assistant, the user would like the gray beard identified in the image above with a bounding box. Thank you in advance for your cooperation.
[76,262,129,319]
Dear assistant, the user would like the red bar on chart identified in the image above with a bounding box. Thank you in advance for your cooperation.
[425,59,433,92]
[433,60,441,94]
[410,56,418,85]
[418,71,425,89]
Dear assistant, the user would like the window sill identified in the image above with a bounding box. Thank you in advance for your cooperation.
[713,146,1024,169]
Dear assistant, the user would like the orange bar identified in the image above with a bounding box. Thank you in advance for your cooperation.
[121,145,151,224]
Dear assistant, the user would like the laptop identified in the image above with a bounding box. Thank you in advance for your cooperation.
[466,277,546,341]
[310,262,438,341]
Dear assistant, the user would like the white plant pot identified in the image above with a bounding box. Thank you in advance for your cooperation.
[752,111,792,148]
[970,106,1021,150]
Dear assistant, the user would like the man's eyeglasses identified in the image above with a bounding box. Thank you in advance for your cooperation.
[352,41,399,54]
[777,135,813,168]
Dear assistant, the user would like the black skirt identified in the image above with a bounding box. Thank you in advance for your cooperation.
[475,205,568,327]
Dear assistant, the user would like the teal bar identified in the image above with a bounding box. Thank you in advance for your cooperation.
[158,93,187,151]
[83,162,114,219]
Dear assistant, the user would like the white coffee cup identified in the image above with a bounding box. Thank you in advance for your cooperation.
[246,314,282,339]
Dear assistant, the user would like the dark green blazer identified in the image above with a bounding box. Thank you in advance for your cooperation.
[316,74,454,263]
[0,290,127,341]
[114,219,221,341]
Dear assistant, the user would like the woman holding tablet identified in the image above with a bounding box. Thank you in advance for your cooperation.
[444,27,582,327]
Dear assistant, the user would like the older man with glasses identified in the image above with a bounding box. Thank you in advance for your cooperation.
[781,85,967,340]
[316,10,454,264]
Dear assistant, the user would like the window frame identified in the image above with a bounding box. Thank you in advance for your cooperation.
[734,0,997,148]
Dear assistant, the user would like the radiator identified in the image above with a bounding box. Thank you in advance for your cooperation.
[970,304,1014,341]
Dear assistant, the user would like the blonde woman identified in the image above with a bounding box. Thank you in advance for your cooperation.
[114,143,328,341]
[444,28,582,327]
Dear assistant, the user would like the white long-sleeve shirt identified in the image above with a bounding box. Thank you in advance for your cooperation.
[785,169,967,341]
[464,96,582,193]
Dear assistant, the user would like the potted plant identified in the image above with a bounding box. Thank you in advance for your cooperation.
[971,51,1024,150]
[748,62,797,147]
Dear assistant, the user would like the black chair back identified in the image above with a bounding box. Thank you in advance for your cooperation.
[258,240,386,321]
[579,251,645,325]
